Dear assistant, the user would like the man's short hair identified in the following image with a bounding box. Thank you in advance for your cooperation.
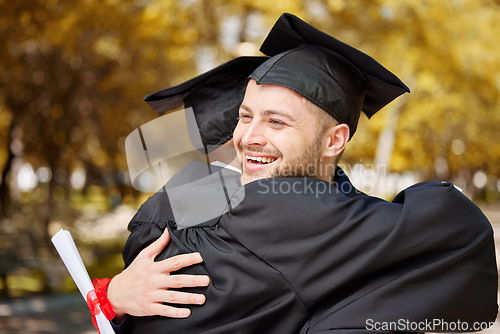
[297,92,344,165]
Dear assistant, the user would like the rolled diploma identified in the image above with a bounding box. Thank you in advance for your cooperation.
[51,229,114,334]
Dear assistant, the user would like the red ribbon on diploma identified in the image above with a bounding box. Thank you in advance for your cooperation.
[87,278,116,333]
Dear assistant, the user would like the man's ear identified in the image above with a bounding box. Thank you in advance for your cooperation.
[322,123,350,159]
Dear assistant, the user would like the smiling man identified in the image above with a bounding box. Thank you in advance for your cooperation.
[235,79,344,184]
[108,13,498,334]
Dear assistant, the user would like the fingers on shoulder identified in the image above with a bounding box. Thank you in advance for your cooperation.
[158,305,192,318]
[164,274,210,288]
[159,253,204,272]
[149,299,205,318]
[161,290,206,306]
[139,230,171,258]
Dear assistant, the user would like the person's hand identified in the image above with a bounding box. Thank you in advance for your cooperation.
[107,229,210,322]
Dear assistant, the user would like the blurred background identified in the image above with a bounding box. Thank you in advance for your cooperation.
[1,0,499,332]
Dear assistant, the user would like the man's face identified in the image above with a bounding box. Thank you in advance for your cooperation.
[233,80,325,185]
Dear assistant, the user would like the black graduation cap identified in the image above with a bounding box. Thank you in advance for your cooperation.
[251,13,410,137]
[144,56,268,150]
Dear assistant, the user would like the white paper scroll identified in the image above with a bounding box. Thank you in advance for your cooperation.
[51,229,115,334]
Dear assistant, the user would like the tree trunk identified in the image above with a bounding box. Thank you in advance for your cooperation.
[0,122,15,217]
[373,95,407,197]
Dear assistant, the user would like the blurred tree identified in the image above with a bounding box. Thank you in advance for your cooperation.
[0,0,203,292]
[0,0,198,211]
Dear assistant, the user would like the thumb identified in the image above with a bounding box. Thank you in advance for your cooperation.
[141,229,171,259]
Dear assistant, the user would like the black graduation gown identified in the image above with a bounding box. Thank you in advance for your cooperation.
[119,162,498,333]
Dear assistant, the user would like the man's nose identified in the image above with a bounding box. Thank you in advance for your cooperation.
[241,122,267,147]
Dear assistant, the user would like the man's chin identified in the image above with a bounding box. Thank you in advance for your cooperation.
[241,173,263,185]
[241,166,322,185]
[241,170,274,185]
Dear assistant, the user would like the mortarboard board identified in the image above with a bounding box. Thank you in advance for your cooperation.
[251,13,410,137]
[145,56,268,150]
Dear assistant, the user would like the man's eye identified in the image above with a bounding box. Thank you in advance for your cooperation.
[238,114,252,122]
[269,119,286,127]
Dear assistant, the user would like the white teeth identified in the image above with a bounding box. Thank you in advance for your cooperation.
[245,155,276,164]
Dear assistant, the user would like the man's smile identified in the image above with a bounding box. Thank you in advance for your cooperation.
[243,151,279,173]
[245,154,277,164]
